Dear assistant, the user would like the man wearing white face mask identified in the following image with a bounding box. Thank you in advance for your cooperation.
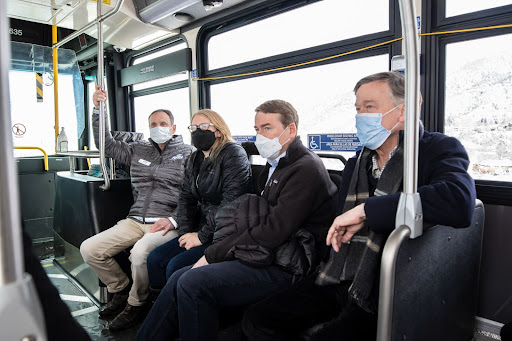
[133,99,338,341]
[242,72,476,341]
[80,86,193,331]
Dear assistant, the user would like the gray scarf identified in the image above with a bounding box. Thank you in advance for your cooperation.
[315,143,404,313]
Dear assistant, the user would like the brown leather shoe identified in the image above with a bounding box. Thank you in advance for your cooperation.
[99,292,128,317]
[108,304,148,331]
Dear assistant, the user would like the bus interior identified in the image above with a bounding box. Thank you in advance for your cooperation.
[2,0,512,340]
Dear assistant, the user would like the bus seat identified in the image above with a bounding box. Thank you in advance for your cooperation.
[386,199,484,341]
[53,172,133,249]
[240,142,346,192]
[53,131,141,248]
[315,153,346,189]
[300,199,484,341]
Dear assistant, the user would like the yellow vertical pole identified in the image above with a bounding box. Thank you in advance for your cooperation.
[52,25,59,153]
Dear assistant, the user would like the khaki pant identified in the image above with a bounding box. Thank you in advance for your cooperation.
[80,218,178,306]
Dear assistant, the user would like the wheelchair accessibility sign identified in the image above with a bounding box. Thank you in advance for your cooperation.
[307,134,362,152]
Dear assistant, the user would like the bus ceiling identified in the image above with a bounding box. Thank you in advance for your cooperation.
[7,0,252,51]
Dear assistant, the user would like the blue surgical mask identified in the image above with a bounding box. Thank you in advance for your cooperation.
[355,104,401,150]
[150,126,172,144]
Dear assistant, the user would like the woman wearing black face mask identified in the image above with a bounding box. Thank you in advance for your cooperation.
[147,109,252,289]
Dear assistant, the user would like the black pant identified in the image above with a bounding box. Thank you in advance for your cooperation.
[502,320,512,341]
[242,277,377,341]
[23,230,91,341]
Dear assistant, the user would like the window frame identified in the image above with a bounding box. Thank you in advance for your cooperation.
[124,37,191,132]
[196,0,402,109]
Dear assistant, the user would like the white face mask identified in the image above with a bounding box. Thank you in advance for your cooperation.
[254,126,290,160]
[150,126,172,144]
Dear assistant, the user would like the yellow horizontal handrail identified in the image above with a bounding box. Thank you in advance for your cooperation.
[14,146,49,171]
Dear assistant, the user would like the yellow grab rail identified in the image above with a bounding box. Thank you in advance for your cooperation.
[14,146,49,171]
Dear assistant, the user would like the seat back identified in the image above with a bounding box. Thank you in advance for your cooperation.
[387,199,484,341]
[240,142,346,192]
[53,172,133,249]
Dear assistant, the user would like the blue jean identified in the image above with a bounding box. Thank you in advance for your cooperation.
[147,237,211,288]
[135,260,293,341]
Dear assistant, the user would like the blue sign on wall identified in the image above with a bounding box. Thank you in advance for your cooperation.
[307,134,362,152]
[233,135,256,143]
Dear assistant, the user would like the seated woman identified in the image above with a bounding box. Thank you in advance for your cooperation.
[147,109,251,289]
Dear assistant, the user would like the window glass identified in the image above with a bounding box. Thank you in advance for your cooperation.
[208,0,389,70]
[11,71,78,156]
[210,54,389,161]
[132,42,188,91]
[133,88,191,144]
[446,0,512,17]
[445,34,512,181]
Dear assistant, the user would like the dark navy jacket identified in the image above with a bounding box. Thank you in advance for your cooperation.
[338,129,476,233]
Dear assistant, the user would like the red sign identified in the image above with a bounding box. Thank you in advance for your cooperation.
[13,123,26,137]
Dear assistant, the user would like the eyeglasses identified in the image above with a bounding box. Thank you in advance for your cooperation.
[188,123,214,132]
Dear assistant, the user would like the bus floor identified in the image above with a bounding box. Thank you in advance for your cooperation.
[42,259,141,340]
[40,257,501,341]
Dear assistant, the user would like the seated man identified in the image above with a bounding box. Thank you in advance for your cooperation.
[80,86,194,331]
[242,71,477,341]
[135,99,338,340]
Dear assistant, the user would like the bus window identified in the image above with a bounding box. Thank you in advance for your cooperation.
[210,54,389,161]
[445,33,512,181]
[11,71,79,156]
[445,0,512,18]
[10,43,83,157]
[207,0,389,70]
[133,88,191,144]
[130,41,191,143]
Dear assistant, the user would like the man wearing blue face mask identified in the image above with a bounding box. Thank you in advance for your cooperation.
[80,86,194,331]
[242,72,476,341]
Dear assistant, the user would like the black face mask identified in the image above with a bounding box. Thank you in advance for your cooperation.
[192,129,216,151]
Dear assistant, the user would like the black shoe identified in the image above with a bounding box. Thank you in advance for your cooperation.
[109,304,149,331]
[99,292,128,317]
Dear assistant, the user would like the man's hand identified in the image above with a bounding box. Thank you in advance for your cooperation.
[149,218,175,236]
[92,85,107,109]
[179,232,203,250]
[192,255,209,269]
[326,203,366,252]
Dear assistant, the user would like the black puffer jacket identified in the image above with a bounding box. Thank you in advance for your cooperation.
[214,194,317,276]
[205,137,338,275]
[177,142,251,243]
